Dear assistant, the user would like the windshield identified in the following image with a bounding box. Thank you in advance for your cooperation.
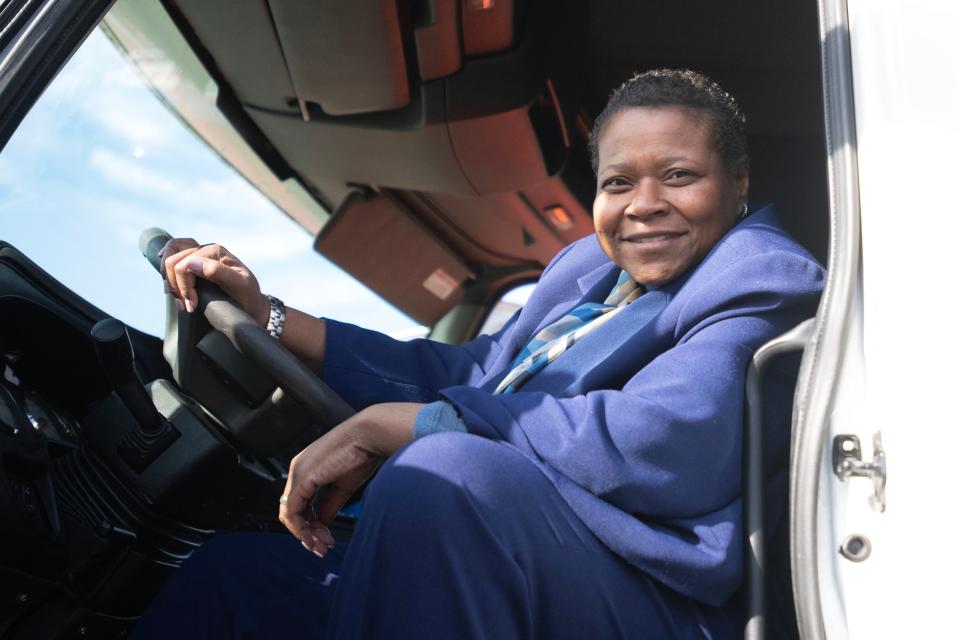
[0,25,420,339]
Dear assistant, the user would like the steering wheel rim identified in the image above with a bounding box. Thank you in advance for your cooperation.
[138,228,356,431]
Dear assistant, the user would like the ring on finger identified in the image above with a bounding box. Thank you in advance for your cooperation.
[279,495,288,505]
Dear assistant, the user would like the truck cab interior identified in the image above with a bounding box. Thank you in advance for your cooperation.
[0,0,829,637]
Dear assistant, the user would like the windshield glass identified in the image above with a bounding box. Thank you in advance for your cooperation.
[0,26,420,338]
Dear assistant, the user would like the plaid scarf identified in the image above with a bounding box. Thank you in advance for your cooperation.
[494,270,643,394]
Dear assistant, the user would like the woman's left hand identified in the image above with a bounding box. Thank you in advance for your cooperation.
[278,402,424,556]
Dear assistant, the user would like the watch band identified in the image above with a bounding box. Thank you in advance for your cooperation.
[265,295,286,339]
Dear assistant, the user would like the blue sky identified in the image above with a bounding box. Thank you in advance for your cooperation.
[0,28,419,338]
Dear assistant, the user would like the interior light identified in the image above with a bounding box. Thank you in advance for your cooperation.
[544,205,573,230]
[467,0,495,9]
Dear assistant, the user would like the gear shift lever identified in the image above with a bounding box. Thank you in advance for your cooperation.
[92,319,164,433]
[91,318,178,471]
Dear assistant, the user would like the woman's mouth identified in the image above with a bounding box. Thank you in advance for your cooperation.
[622,231,687,246]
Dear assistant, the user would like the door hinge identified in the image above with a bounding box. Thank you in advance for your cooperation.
[832,431,886,512]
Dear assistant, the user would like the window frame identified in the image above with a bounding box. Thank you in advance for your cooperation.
[0,0,114,150]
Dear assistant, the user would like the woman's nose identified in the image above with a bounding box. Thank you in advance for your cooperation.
[624,179,667,219]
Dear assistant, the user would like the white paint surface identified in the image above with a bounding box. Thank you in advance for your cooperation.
[823,0,960,636]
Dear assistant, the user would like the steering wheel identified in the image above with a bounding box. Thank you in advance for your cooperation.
[138,228,356,432]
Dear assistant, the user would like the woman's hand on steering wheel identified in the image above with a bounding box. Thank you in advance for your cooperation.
[279,402,423,557]
[158,238,268,324]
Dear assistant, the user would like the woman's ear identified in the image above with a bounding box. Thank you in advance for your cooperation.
[735,161,750,203]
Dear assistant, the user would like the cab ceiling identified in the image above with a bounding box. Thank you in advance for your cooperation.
[163,0,827,288]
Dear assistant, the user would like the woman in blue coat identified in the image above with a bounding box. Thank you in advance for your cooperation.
[143,69,824,639]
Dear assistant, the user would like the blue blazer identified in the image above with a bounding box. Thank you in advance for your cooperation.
[322,204,825,606]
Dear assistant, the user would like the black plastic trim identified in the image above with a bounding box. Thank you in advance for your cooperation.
[0,0,38,53]
[0,0,114,150]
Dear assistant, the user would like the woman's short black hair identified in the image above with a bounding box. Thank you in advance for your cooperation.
[588,69,748,175]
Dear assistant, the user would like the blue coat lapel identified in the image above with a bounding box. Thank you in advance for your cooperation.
[520,288,671,396]
[525,262,621,338]
[479,261,621,393]
[577,261,621,297]
[481,262,671,395]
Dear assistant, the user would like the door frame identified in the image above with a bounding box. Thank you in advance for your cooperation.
[0,0,114,149]
[789,0,863,637]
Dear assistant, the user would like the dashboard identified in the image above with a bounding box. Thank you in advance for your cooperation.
[1,366,80,530]
[0,242,326,638]
[0,368,82,446]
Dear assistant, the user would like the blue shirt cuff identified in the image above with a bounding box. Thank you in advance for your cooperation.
[413,401,468,439]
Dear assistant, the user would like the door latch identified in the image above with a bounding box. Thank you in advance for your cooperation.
[832,432,886,512]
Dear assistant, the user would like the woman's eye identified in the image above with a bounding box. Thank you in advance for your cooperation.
[602,177,630,190]
[666,170,696,183]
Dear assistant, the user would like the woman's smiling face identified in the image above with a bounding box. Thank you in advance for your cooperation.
[593,106,748,286]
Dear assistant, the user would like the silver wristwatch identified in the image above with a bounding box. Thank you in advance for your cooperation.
[264,294,286,339]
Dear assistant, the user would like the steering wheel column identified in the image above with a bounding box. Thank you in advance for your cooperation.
[80,229,359,528]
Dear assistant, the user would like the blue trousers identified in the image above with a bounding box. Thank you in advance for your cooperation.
[133,433,738,639]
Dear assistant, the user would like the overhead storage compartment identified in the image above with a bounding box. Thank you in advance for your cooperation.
[169,0,299,114]
[266,0,410,116]
[246,78,569,205]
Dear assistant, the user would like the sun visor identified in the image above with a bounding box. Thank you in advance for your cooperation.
[313,190,475,325]
[266,0,410,116]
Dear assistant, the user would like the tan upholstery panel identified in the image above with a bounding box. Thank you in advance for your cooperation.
[314,191,474,325]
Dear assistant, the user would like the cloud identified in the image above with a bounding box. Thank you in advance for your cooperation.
[274,272,417,335]
[183,220,313,264]
[88,147,177,192]
[75,155,313,265]
[42,30,192,152]
[147,175,315,263]
[265,270,384,312]
[91,102,174,149]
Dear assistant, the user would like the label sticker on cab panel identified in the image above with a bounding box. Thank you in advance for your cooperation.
[422,268,459,300]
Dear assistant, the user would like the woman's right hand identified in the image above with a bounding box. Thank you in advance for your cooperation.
[158,239,269,325]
